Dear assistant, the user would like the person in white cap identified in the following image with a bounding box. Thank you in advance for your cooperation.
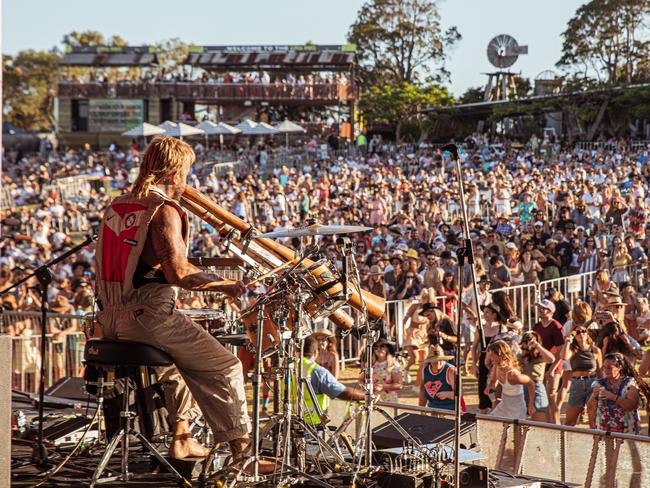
[533,299,565,423]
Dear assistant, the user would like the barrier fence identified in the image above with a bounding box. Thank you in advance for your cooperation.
[1,311,86,393]
[354,401,650,488]
[3,266,648,392]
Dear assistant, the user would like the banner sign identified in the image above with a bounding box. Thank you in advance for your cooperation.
[88,99,144,133]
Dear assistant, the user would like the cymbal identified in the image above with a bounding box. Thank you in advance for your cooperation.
[255,224,372,239]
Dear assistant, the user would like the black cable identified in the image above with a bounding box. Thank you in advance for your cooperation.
[34,407,100,487]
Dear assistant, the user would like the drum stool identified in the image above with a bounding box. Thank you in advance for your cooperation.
[84,339,189,487]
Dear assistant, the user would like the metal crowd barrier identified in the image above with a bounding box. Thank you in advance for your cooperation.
[364,401,650,488]
[2,267,647,389]
[42,176,92,202]
[2,311,86,394]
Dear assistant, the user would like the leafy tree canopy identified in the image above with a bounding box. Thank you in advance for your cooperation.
[348,0,460,86]
[557,0,650,84]
[360,82,453,142]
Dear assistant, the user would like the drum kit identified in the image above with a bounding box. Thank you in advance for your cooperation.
[172,225,430,486]
[175,188,442,486]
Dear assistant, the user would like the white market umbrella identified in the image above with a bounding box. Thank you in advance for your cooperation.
[158,121,205,140]
[196,121,241,148]
[197,121,241,135]
[241,122,279,136]
[122,122,166,137]
[234,119,258,133]
[275,119,306,148]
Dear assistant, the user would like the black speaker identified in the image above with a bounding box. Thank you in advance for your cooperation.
[459,464,488,488]
[45,376,92,402]
[372,412,477,449]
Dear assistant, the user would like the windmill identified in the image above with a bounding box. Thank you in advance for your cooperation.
[483,34,528,101]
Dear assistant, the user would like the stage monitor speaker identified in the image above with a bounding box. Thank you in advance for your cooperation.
[459,465,488,488]
[372,412,477,450]
[45,376,93,402]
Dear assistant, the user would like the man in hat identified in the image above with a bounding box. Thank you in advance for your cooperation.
[418,345,456,411]
[296,335,367,425]
[311,328,338,378]
[533,299,565,423]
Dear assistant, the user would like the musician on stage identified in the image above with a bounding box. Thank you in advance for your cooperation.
[94,136,271,469]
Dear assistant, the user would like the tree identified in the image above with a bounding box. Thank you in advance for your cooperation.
[359,82,453,142]
[557,0,650,84]
[62,30,107,49]
[459,86,484,104]
[348,0,460,86]
[3,50,60,130]
[155,38,190,71]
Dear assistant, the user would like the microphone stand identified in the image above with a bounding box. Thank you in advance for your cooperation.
[441,144,486,487]
[0,233,97,466]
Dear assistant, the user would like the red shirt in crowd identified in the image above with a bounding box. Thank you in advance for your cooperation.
[533,319,565,374]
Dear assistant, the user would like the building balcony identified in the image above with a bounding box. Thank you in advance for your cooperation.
[58,81,357,104]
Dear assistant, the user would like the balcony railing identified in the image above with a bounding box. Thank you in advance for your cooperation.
[58,81,357,102]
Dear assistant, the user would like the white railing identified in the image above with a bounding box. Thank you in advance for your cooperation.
[575,140,650,152]
[2,268,643,390]
[365,401,650,488]
[2,310,86,393]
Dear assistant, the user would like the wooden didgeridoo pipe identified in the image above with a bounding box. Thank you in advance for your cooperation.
[181,186,386,329]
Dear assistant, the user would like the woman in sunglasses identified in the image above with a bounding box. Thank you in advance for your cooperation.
[587,353,646,434]
[560,325,602,426]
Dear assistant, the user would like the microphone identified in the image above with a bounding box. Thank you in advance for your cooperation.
[441,143,459,160]
[336,237,352,300]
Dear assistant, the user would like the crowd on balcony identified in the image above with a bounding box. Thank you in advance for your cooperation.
[3,133,650,432]
[59,69,352,100]
[60,69,349,86]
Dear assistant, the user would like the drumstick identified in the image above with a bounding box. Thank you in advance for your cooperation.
[246,259,296,288]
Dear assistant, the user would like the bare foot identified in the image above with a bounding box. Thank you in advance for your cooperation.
[169,433,210,460]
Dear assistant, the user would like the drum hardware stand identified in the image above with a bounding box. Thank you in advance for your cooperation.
[326,248,428,483]
[201,262,346,487]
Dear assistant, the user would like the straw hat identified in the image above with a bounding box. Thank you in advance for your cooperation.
[311,328,334,339]
[50,295,72,313]
[424,345,454,363]
[605,294,628,308]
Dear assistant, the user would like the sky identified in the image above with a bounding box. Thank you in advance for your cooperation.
[3,0,585,96]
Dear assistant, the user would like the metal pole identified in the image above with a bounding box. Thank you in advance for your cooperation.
[251,302,266,478]
[443,143,486,487]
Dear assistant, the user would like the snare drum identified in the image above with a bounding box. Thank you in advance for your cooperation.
[178,309,231,335]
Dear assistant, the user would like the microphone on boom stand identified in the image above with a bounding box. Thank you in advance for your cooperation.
[336,237,352,301]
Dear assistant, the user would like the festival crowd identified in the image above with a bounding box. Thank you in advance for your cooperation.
[2,133,650,434]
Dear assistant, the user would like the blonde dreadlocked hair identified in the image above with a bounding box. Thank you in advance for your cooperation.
[131,136,195,199]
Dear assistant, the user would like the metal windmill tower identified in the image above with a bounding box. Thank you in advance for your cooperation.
[483,34,528,101]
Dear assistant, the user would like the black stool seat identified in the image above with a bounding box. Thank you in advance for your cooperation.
[84,339,173,367]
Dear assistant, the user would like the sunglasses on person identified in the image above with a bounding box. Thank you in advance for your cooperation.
[574,329,588,335]
[604,353,624,366]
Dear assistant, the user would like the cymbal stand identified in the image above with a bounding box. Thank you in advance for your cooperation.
[202,256,348,487]
[326,250,429,482]
[268,277,349,487]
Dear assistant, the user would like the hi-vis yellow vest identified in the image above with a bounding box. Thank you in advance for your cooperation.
[289,357,330,425]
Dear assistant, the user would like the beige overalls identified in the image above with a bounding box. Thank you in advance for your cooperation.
[94,188,250,443]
